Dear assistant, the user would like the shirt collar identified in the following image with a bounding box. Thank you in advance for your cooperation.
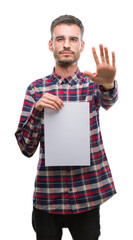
[52,68,83,86]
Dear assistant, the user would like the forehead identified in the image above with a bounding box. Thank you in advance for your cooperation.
[53,24,81,38]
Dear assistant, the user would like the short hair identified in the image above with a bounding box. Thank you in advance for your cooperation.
[50,15,84,39]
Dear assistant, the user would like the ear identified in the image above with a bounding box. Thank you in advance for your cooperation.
[48,40,53,52]
[81,41,85,52]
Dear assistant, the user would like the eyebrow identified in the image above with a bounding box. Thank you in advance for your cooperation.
[55,35,79,40]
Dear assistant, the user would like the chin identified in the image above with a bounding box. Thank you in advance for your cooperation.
[57,60,77,66]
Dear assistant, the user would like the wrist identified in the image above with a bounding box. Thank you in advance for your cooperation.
[101,82,115,91]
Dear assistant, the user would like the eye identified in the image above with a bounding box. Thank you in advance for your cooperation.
[71,37,78,42]
[56,37,64,42]
[58,38,63,41]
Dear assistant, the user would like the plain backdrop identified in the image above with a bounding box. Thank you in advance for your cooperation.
[0,0,133,239]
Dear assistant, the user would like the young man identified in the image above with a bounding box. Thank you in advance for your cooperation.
[15,15,118,240]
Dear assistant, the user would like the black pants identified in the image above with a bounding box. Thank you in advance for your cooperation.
[32,207,100,240]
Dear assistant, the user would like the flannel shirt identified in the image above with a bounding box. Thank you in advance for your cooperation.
[15,68,118,214]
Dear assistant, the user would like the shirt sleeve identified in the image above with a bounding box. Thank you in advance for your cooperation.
[93,80,118,110]
[15,82,43,157]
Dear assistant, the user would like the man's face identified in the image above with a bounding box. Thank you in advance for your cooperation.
[49,24,85,66]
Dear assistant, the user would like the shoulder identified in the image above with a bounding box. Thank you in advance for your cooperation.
[25,73,53,101]
[27,73,53,91]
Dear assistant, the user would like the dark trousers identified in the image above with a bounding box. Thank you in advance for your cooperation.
[32,207,100,240]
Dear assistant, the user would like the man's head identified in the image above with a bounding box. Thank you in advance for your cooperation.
[49,15,85,67]
[50,15,84,40]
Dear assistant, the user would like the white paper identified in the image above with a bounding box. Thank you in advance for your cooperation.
[44,102,90,166]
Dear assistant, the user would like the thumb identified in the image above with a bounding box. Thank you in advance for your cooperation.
[83,71,96,79]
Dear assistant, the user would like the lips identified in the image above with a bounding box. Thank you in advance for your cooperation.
[59,50,74,55]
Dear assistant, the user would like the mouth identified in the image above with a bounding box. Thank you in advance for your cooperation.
[59,51,74,55]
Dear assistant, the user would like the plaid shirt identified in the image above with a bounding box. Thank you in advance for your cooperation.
[15,68,118,214]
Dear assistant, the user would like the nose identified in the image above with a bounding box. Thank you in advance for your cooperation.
[63,38,70,49]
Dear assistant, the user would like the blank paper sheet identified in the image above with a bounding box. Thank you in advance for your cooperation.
[44,102,90,166]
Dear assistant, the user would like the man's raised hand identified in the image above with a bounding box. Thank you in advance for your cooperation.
[84,44,116,90]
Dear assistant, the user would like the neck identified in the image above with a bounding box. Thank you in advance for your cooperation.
[55,63,78,78]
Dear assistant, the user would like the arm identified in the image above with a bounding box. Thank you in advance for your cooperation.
[93,80,118,110]
[84,44,118,109]
[15,83,43,157]
[15,82,64,157]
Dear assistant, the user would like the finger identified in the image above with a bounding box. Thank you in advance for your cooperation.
[42,103,57,110]
[44,98,62,110]
[35,100,57,111]
[84,75,106,85]
[84,70,111,85]
[99,44,105,63]
[44,93,64,108]
[104,47,110,64]
[83,71,96,80]
[112,51,116,67]
[92,47,100,65]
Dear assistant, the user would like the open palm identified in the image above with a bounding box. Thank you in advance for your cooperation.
[84,44,116,88]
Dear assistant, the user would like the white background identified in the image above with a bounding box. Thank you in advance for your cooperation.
[0,0,133,239]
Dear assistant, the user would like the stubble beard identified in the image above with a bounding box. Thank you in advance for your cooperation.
[56,59,77,66]
[53,50,80,67]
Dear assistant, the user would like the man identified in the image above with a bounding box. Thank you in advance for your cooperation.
[15,15,118,240]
